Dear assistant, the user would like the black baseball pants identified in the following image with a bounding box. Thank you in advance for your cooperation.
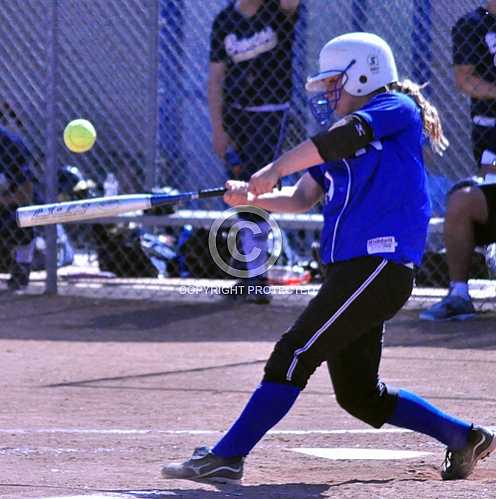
[263,256,414,428]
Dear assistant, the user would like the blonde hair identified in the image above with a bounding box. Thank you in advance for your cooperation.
[388,79,449,156]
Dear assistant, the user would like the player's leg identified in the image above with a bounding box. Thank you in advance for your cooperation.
[329,325,474,448]
[161,256,412,481]
[223,109,287,303]
[0,209,33,291]
[9,222,34,291]
[478,183,496,272]
[213,259,411,449]
[329,326,495,480]
[484,183,496,273]
[327,324,397,429]
[389,394,495,480]
[420,123,494,320]
[239,110,284,294]
[445,185,488,282]
[221,108,268,301]
[9,239,34,291]
[420,182,493,320]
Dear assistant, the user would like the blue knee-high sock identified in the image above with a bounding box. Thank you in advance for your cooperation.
[387,389,471,450]
[212,381,300,458]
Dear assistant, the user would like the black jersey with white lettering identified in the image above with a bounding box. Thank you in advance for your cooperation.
[210,0,297,107]
[452,7,496,117]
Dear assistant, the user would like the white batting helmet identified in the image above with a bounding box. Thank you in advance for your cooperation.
[306,32,398,96]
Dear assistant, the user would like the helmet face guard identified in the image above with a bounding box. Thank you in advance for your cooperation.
[307,61,355,127]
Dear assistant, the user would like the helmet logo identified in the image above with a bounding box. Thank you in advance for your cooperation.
[367,54,380,73]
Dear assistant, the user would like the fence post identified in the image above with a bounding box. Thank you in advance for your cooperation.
[145,0,160,192]
[352,0,368,32]
[412,0,432,87]
[44,0,59,295]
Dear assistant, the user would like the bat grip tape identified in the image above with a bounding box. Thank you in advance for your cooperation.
[197,187,227,199]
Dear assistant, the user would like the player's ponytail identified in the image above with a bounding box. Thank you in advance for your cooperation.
[388,79,449,156]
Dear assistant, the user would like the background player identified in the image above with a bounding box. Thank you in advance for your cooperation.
[421,0,496,320]
[162,32,494,483]
[0,125,34,291]
[208,0,300,302]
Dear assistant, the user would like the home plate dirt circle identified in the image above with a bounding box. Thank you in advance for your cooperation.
[291,447,433,460]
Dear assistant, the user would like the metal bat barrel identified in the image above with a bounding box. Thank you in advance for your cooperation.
[16,187,227,228]
[16,194,153,227]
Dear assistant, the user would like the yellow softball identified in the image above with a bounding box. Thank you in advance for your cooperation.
[63,119,96,153]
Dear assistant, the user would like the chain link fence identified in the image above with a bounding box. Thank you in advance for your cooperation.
[0,0,494,307]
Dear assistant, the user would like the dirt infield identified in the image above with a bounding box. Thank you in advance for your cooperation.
[0,292,496,498]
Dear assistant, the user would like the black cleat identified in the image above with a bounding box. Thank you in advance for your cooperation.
[7,263,30,291]
[161,446,243,484]
[441,425,496,480]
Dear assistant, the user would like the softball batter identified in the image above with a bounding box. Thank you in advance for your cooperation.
[162,32,495,483]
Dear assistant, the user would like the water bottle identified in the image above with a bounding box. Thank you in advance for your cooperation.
[177,225,193,277]
[103,172,119,197]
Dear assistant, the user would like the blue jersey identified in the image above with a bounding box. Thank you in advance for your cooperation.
[308,92,430,266]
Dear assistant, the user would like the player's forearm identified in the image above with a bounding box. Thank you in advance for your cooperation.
[273,140,323,178]
[456,73,496,100]
[249,186,314,213]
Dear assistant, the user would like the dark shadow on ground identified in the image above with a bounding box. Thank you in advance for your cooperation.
[43,359,266,388]
[42,382,496,404]
[106,476,438,498]
[0,295,494,350]
[385,309,496,350]
[0,483,330,498]
[108,483,342,498]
